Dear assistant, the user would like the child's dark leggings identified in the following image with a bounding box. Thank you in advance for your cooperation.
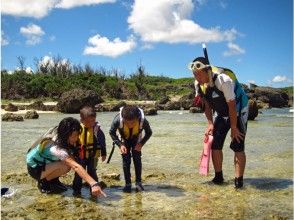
[72,158,98,192]
[122,147,142,185]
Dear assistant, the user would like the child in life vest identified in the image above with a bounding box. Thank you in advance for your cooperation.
[72,106,107,196]
[109,105,152,193]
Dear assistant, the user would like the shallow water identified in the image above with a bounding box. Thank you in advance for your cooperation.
[1,109,293,219]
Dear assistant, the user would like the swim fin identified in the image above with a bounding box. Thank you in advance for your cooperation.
[199,135,213,176]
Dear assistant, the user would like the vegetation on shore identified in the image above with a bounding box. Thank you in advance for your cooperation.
[1,62,193,101]
[1,56,292,102]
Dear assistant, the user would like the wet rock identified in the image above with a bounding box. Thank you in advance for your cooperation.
[95,104,106,112]
[145,173,166,180]
[254,87,288,108]
[24,110,39,119]
[189,107,202,113]
[2,113,24,122]
[256,100,269,109]
[102,173,120,181]
[4,103,18,112]
[156,96,170,105]
[27,101,47,111]
[248,99,258,120]
[57,89,103,113]
[164,101,181,110]
[109,101,127,111]
[144,108,157,115]
[179,92,195,110]
[18,105,26,110]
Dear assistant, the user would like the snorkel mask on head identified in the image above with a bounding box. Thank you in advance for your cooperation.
[188,44,214,87]
[188,61,210,72]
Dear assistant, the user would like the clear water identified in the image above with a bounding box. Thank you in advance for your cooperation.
[1,109,293,219]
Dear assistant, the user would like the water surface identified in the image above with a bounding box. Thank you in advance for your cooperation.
[1,109,293,219]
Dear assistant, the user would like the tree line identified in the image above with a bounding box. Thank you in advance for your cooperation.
[1,56,193,101]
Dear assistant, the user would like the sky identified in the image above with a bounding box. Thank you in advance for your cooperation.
[1,0,293,87]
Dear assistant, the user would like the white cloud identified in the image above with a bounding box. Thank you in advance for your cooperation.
[141,43,154,50]
[55,0,116,9]
[1,31,9,46]
[39,56,55,68]
[2,0,58,18]
[25,67,34,74]
[127,0,238,44]
[84,34,136,58]
[20,24,45,45]
[272,75,287,83]
[2,0,115,18]
[223,42,245,56]
[248,80,256,84]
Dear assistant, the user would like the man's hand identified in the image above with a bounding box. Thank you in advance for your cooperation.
[134,143,142,152]
[120,145,128,154]
[205,124,214,136]
[231,127,245,143]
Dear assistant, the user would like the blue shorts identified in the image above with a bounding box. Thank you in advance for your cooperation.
[212,112,248,152]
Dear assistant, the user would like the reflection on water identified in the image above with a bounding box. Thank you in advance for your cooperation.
[1,109,293,219]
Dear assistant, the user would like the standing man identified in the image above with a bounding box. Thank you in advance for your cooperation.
[189,56,248,188]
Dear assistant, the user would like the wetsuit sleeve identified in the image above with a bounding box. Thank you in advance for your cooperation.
[109,114,123,147]
[97,129,107,156]
[139,119,152,147]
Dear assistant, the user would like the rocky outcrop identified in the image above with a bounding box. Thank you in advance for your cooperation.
[27,101,47,111]
[189,107,202,113]
[57,89,103,113]
[163,101,181,110]
[156,96,170,105]
[253,87,289,108]
[144,108,157,116]
[24,110,39,119]
[2,113,24,121]
[179,92,195,110]
[95,101,127,112]
[4,103,18,112]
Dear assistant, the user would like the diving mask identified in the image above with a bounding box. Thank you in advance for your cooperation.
[188,61,210,72]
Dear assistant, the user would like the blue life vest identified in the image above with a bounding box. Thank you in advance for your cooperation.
[26,139,59,168]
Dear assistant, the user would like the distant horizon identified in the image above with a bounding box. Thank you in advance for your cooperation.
[1,0,293,88]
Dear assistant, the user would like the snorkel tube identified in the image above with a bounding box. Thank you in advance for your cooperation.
[202,43,214,87]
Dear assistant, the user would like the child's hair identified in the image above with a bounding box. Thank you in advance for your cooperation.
[80,106,96,120]
[121,105,140,121]
[56,117,81,150]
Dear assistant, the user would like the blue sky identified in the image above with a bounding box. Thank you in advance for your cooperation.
[1,0,293,87]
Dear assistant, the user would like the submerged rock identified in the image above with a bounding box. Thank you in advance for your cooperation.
[2,113,24,122]
[4,103,18,112]
[189,107,202,113]
[144,108,157,115]
[24,110,39,119]
[27,101,46,111]
[102,173,120,181]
